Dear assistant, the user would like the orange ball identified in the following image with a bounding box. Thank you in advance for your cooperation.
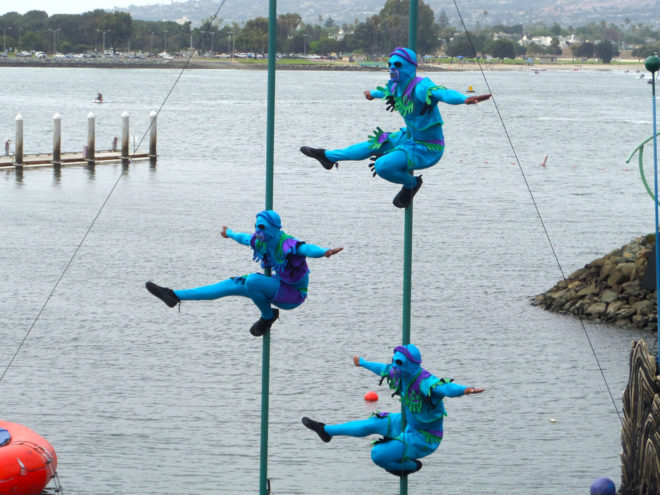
[364,391,379,402]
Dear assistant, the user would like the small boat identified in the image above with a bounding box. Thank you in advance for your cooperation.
[92,99,103,104]
[0,420,59,495]
[466,85,476,93]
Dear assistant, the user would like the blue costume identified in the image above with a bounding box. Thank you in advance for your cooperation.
[302,345,483,476]
[145,210,341,336]
[301,47,489,208]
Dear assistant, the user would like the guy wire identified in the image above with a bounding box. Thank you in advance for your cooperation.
[452,0,623,426]
[1,0,229,385]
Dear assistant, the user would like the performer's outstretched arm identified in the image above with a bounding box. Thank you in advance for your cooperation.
[296,244,343,258]
[429,87,491,106]
[353,355,388,376]
[431,381,486,398]
[364,89,385,100]
[221,226,251,245]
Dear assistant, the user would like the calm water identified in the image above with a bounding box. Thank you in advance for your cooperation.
[0,66,657,494]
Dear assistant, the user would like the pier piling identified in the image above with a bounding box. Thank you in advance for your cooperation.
[87,112,95,164]
[149,111,157,159]
[53,113,61,166]
[14,114,23,166]
[121,111,129,163]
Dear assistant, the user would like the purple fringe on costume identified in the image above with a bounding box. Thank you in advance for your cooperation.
[388,367,432,398]
[278,237,309,284]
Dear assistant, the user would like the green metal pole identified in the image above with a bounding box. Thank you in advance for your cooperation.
[401,2,417,494]
[259,0,276,493]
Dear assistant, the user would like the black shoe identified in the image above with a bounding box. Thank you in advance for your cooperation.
[300,146,337,170]
[392,176,423,208]
[145,281,180,308]
[386,460,423,477]
[301,417,332,443]
[250,308,279,337]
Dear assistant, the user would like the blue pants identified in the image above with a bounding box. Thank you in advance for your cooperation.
[325,132,443,189]
[324,413,440,472]
[173,274,301,319]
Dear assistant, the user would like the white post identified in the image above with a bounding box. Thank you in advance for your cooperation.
[14,114,23,166]
[121,111,129,162]
[87,112,95,163]
[149,110,157,159]
[53,112,61,165]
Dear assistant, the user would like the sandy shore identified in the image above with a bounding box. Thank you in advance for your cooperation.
[0,56,648,72]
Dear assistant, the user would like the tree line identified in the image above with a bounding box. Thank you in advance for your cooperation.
[1,0,659,61]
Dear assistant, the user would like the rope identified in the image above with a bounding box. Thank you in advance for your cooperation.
[0,0,229,386]
[452,0,623,426]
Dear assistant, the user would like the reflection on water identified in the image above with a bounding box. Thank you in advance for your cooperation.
[0,67,657,495]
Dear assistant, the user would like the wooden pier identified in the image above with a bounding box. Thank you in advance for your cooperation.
[3,110,157,170]
[0,150,152,169]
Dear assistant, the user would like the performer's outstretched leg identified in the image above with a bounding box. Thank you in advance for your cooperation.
[325,141,377,163]
[147,274,281,336]
[174,273,279,319]
[301,141,390,169]
[302,414,393,442]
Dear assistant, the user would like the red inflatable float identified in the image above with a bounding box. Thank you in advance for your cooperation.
[0,420,59,495]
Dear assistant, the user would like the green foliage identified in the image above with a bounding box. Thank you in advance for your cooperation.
[488,39,516,60]
[0,6,659,60]
[595,40,618,63]
[236,17,268,53]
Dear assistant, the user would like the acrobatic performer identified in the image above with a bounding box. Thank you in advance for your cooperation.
[300,47,491,208]
[145,210,343,336]
[302,344,485,476]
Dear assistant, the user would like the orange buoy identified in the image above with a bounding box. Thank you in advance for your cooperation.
[0,420,58,495]
[364,391,379,402]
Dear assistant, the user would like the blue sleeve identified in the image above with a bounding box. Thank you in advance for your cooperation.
[296,243,327,258]
[430,87,468,105]
[358,358,389,377]
[225,229,251,246]
[430,381,468,398]
[370,89,386,99]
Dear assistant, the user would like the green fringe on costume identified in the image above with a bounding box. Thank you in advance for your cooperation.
[377,84,415,117]
[425,85,447,106]
[254,232,295,267]
[368,127,388,150]
[420,430,443,445]
[420,140,445,152]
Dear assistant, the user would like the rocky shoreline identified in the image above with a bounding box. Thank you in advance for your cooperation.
[532,235,658,331]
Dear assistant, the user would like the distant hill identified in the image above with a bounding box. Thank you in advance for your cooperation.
[118,0,658,27]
